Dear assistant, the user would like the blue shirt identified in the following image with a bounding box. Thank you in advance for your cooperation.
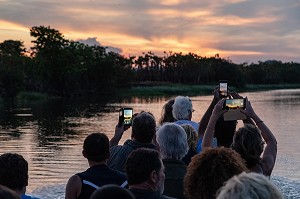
[22,194,40,199]
[174,120,199,131]
[196,137,218,153]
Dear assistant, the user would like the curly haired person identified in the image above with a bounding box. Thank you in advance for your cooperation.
[184,147,248,199]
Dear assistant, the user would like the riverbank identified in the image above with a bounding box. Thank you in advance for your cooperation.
[1,83,300,103]
[119,82,300,97]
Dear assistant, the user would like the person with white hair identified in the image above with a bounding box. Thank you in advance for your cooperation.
[216,172,283,199]
[172,96,199,132]
[156,123,189,199]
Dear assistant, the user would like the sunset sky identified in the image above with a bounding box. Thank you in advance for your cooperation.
[1,0,300,63]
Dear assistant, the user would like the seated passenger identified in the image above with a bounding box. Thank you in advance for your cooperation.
[202,97,277,177]
[65,133,127,199]
[184,147,248,199]
[180,124,198,165]
[156,123,189,199]
[125,148,175,199]
[158,99,175,126]
[0,153,39,199]
[214,117,237,147]
[108,111,157,172]
[172,96,199,131]
[216,172,283,199]
[90,184,135,199]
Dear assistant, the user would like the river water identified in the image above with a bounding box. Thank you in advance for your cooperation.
[0,89,300,198]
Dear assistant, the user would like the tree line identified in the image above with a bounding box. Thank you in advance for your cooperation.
[1,25,300,99]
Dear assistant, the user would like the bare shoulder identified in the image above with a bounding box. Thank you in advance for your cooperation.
[65,175,82,199]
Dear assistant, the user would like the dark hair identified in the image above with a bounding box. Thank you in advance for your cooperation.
[214,117,237,147]
[83,133,109,162]
[184,147,248,199]
[132,112,156,143]
[0,153,28,191]
[125,148,162,185]
[0,185,20,199]
[159,99,175,125]
[90,184,135,199]
[231,124,265,168]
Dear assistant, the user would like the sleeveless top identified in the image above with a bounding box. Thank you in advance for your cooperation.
[76,164,127,199]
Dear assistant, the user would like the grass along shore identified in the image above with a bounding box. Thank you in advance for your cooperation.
[1,83,300,102]
[119,83,300,97]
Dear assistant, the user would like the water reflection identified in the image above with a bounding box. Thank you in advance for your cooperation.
[0,89,300,198]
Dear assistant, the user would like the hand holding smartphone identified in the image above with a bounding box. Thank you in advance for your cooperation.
[222,98,247,121]
[222,99,246,110]
[118,107,133,127]
[219,80,228,98]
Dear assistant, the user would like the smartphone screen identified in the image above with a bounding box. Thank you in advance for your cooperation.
[223,99,245,110]
[219,81,228,98]
[123,108,133,126]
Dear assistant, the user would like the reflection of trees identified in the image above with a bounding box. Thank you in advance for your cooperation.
[0,97,110,148]
[122,96,169,104]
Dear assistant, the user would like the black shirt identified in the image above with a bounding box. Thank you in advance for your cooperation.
[76,164,127,199]
[129,188,177,199]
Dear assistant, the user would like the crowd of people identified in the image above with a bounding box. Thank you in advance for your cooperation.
[0,86,283,199]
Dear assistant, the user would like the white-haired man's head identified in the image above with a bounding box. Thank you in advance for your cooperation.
[156,123,189,160]
[216,172,283,199]
[172,96,193,121]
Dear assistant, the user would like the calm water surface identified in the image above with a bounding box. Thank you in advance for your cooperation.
[0,89,300,198]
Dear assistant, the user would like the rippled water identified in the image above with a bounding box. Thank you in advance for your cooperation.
[1,89,300,199]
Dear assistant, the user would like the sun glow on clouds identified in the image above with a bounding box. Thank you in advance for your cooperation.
[0,20,28,32]
[0,0,299,63]
[0,20,32,47]
[159,0,187,6]
[147,9,212,18]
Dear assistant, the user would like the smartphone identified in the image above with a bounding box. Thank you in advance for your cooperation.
[223,99,245,110]
[219,80,228,98]
[119,108,133,126]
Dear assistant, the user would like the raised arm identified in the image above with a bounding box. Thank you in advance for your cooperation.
[202,99,227,149]
[229,91,255,125]
[240,98,277,176]
[109,123,130,147]
[198,87,221,138]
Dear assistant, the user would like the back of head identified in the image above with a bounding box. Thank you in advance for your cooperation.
[216,172,283,199]
[0,153,28,192]
[83,133,109,162]
[231,124,264,168]
[159,99,175,125]
[156,123,189,160]
[90,184,135,199]
[0,185,20,199]
[181,124,198,151]
[125,148,162,185]
[214,117,236,147]
[172,96,193,120]
[184,147,248,199]
[132,111,156,143]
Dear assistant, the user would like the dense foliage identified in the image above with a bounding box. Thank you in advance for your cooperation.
[0,26,300,99]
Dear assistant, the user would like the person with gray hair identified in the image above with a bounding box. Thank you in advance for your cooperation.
[156,123,189,199]
[172,96,199,132]
[216,172,283,199]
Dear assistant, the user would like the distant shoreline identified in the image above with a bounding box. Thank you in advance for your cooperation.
[119,82,300,97]
[1,83,300,103]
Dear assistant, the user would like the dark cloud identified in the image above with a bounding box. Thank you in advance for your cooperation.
[77,37,101,46]
[77,37,122,53]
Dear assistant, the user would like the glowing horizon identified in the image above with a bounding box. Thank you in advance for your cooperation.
[1,0,300,63]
